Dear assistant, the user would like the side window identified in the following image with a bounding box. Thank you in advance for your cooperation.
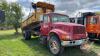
[43,15,49,23]
[40,15,43,21]
[52,16,58,22]
[90,17,97,24]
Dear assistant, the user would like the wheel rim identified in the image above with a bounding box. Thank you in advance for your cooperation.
[49,38,60,54]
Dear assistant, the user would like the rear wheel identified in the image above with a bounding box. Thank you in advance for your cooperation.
[48,35,64,56]
[23,30,31,40]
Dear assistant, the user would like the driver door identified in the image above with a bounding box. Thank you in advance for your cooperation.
[40,15,50,35]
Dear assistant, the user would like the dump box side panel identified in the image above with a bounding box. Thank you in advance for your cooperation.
[21,2,55,29]
[21,9,43,29]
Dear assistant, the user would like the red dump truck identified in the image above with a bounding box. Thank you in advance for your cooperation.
[21,2,87,55]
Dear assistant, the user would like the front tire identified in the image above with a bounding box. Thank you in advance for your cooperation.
[48,35,64,56]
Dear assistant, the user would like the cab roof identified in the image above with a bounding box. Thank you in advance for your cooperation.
[44,13,69,17]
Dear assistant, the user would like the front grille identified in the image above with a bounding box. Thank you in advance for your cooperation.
[73,26,85,34]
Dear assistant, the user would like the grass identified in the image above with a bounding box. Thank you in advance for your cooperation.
[0,29,100,56]
[0,29,52,56]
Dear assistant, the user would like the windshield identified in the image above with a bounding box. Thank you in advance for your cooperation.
[89,17,97,24]
[52,14,70,23]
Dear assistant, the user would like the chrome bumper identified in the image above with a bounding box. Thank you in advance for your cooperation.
[61,39,88,46]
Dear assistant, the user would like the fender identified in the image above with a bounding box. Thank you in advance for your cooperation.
[48,29,68,41]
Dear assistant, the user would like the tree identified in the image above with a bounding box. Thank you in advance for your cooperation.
[0,0,10,26]
[10,3,23,34]
[0,1,23,34]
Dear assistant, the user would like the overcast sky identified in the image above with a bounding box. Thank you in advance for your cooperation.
[6,0,100,18]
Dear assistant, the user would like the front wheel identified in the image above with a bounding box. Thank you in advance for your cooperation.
[48,35,64,56]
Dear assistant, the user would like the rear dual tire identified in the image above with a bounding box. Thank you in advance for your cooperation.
[23,30,31,40]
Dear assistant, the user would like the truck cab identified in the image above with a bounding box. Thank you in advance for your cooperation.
[39,13,87,55]
[86,15,100,39]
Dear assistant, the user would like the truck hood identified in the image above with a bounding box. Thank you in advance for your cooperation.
[53,22,86,40]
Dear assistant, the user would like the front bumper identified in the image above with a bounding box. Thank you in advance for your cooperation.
[61,39,88,46]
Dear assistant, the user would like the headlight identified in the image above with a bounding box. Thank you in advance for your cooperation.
[61,35,71,41]
[66,35,71,40]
